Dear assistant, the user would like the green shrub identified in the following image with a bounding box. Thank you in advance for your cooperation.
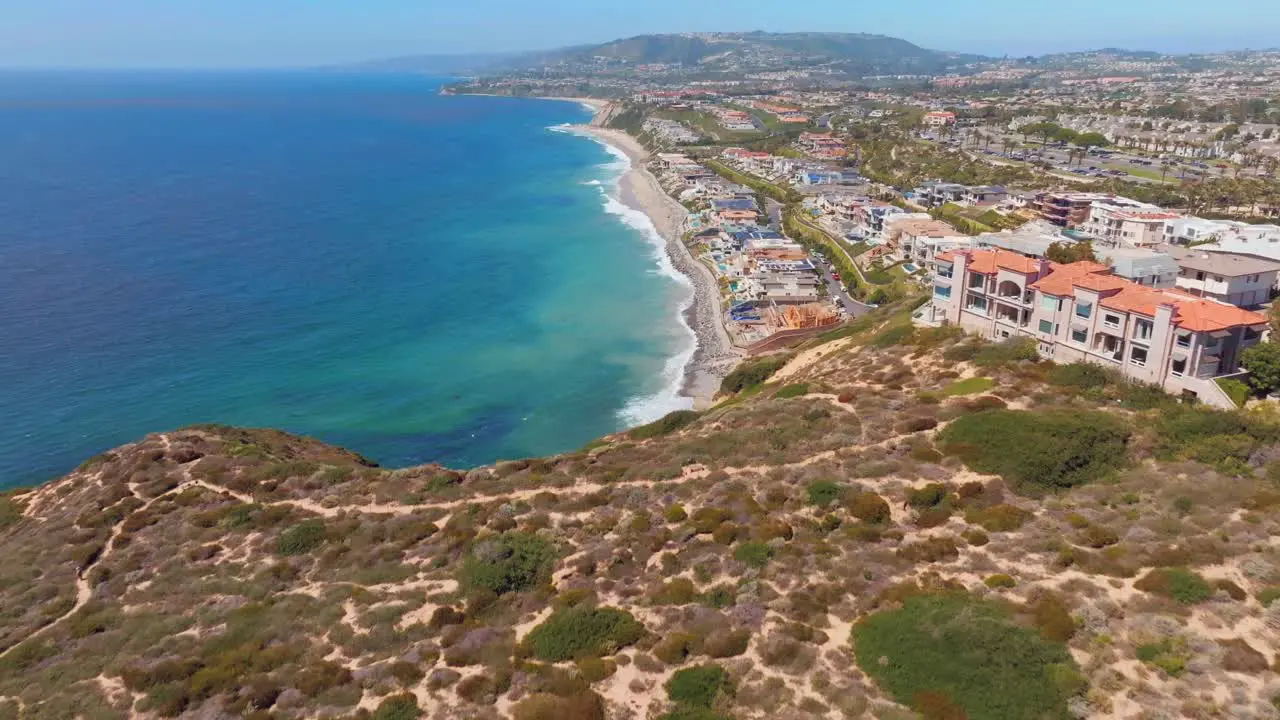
[667,664,729,708]
[1153,406,1278,472]
[691,507,732,534]
[460,532,557,595]
[774,383,810,399]
[0,495,23,530]
[1134,568,1213,605]
[852,593,1078,720]
[275,519,327,555]
[984,574,1016,589]
[898,537,959,564]
[665,504,688,522]
[1047,363,1113,390]
[972,337,1038,367]
[702,628,750,658]
[373,694,421,720]
[1029,594,1076,642]
[1216,378,1251,408]
[1078,524,1119,549]
[939,377,995,397]
[845,492,891,524]
[721,356,789,394]
[869,324,915,348]
[939,410,1129,494]
[964,504,1031,532]
[907,483,950,509]
[1135,638,1188,676]
[733,541,775,568]
[631,410,701,440]
[1257,586,1280,607]
[513,692,606,720]
[525,607,645,661]
[652,578,698,605]
[807,480,843,507]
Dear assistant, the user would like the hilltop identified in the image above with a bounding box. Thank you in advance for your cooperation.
[362,32,983,78]
[3,304,1280,719]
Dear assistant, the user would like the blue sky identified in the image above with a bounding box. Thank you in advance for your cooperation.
[1,0,1276,68]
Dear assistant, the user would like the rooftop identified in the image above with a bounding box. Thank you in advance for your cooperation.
[1163,247,1280,276]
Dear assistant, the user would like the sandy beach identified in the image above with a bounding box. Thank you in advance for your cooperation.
[570,123,742,407]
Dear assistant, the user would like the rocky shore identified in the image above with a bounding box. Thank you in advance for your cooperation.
[571,123,743,407]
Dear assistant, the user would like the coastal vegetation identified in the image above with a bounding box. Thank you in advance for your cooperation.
[4,304,1280,718]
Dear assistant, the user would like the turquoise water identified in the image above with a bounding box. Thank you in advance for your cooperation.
[0,72,694,487]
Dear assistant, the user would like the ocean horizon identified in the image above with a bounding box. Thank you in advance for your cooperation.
[0,71,694,488]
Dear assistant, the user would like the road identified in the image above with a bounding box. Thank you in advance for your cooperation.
[815,261,872,317]
[766,199,784,229]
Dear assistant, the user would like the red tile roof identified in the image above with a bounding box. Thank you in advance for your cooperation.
[1024,259,1267,332]
[939,248,1042,275]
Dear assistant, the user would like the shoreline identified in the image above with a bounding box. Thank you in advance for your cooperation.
[568,124,742,408]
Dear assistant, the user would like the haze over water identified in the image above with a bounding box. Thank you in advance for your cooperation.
[0,72,693,488]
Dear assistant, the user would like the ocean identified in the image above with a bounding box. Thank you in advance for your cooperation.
[0,71,695,488]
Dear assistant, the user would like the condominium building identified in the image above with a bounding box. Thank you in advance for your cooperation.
[921,248,1268,407]
[1080,200,1181,248]
[1031,191,1117,227]
[1164,247,1280,308]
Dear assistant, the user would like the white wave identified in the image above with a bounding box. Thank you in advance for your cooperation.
[555,122,700,426]
[581,179,602,187]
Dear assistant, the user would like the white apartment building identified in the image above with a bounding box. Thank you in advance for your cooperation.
[1165,248,1280,308]
[1080,201,1181,248]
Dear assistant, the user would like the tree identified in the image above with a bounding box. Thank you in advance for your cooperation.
[1045,240,1097,264]
[1241,342,1280,395]
[1076,132,1110,150]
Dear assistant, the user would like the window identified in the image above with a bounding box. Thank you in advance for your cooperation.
[1171,358,1186,377]
[1196,271,1205,280]
[1134,319,1153,340]
[968,273,986,289]
[1205,335,1220,348]
[934,285,951,299]
[937,265,953,278]
[1039,319,1054,334]
[1176,333,1192,348]
[1071,329,1087,344]
[967,295,987,312]
[1214,275,1224,283]
[1040,295,1059,312]
[1075,302,1092,319]
[1130,346,1148,367]
[1250,274,1260,283]
[1103,313,1121,328]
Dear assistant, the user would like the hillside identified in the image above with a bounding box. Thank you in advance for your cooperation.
[3,307,1280,719]
[364,32,983,78]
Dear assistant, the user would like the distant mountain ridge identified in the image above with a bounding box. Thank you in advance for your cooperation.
[358,31,986,77]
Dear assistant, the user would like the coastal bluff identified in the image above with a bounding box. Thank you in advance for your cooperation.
[3,317,1280,719]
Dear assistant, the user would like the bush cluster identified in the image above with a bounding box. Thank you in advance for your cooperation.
[524,607,645,661]
[631,411,701,440]
[1134,567,1213,605]
[852,593,1079,720]
[459,532,557,595]
[774,383,810,399]
[666,664,729,708]
[275,519,327,555]
[720,356,789,394]
[939,410,1129,494]
[845,492,891,524]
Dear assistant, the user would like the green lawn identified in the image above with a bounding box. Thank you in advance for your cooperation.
[939,377,996,397]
